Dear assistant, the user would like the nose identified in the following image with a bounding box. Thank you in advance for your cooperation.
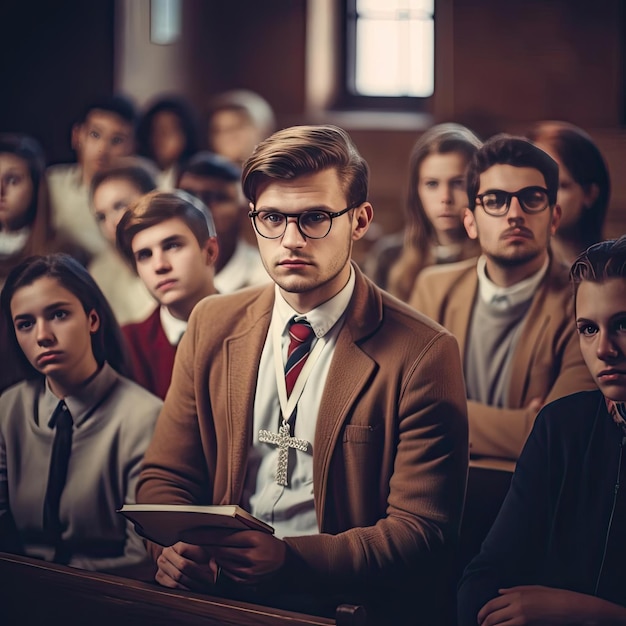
[597,331,619,361]
[281,218,306,249]
[441,184,453,204]
[104,218,117,245]
[36,319,55,347]
[152,249,172,274]
[507,195,525,221]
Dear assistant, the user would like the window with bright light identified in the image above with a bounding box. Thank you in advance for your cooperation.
[346,0,434,100]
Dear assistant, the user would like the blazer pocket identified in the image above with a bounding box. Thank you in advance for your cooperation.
[342,423,382,444]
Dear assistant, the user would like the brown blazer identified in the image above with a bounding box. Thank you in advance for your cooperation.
[410,256,596,460]
[137,264,468,622]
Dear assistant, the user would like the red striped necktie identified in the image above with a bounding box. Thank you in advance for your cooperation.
[284,319,315,397]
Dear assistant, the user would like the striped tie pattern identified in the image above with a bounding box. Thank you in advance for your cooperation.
[284,319,315,397]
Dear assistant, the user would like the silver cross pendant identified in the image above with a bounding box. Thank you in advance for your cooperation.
[258,419,309,486]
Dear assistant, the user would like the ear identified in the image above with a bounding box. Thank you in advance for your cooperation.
[88,309,100,334]
[583,183,600,210]
[351,202,374,242]
[70,123,81,151]
[550,203,562,236]
[463,207,478,240]
[202,237,220,266]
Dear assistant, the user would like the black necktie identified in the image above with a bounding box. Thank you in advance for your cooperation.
[43,400,73,561]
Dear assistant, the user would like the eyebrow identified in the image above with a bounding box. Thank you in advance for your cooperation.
[13,300,74,320]
[133,234,187,255]
[255,204,335,212]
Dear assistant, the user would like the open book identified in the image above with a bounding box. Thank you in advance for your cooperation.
[118,504,274,546]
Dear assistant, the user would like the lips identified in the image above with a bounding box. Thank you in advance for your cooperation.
[36,351,63,366]
[278,259,311,268]
[155,279,178,291]
[501,227,533,240]
[598,369,626,380]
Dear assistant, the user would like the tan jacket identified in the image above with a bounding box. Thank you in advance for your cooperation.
[137,265,468,621]
[410,256,596,460]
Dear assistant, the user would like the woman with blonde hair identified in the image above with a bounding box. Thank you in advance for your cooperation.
[385,123,482,301]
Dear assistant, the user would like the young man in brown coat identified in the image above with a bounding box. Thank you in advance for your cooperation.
[411,135,596,460]
[136,125,468,624]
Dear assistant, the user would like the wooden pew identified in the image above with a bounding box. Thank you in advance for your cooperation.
[458,457,515,575]
[0,553,367,626]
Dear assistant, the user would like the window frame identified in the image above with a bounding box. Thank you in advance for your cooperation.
[337,0,435,112]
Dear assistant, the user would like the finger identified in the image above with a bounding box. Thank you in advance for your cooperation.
[172,541,213,560]
[158,546,215,590]
[155,552,191,590]
[478,596,509,623]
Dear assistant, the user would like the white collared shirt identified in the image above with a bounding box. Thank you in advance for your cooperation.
[476,255,549,310]
[242,267,356,539]
[159,306,188,346]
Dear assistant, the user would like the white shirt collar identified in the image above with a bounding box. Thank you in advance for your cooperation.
[273,265,356,338]
[0,227,30,257]
[160,306,188,346]
[40,362,117,428]
[476,255,549,310]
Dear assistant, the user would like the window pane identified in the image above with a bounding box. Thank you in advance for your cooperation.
[352,0,434,98]
[357,0,434,16]
[355,17,434,97]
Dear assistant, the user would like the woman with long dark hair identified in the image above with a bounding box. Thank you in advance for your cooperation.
[0,254,161,571]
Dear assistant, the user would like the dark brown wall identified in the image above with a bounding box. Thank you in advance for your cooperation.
[0,0,115,163]
[2,0,625,243]
[451,0,623,135]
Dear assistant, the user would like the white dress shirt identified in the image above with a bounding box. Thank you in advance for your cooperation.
[242,267,355,539]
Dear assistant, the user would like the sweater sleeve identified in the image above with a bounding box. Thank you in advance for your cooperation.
[457,407,552,625]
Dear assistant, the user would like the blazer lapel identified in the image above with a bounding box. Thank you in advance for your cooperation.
[507,263,555,406]
[313,266,379,527]
[443,271,477,362]
[225,288,274,503]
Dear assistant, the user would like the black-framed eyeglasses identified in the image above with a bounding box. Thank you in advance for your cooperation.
[248,203,359,240]
[475,186,550,217]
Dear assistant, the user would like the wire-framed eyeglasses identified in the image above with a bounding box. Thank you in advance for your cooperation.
[475,186,550,217]
[248,203,359,240]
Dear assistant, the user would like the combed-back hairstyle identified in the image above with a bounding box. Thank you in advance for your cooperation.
[0,254,129,379]
[570,236,626,301]
[467,134,559,211]
[116,190,216,268]
[527,121,610,247]
[242,125,369,208]
[90,157,159,202]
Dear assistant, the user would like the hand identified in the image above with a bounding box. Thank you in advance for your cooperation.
[478,586,587,625]
[206,529,287,585]
[155,542,218,591]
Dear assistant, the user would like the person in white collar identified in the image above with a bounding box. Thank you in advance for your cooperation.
[177,151,270,293]
[116,190,218,400]
[47,95,137,260]
[411,134,596,460]
[134,125,468,624]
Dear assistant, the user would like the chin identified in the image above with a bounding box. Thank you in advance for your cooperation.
[599,386,626,403]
